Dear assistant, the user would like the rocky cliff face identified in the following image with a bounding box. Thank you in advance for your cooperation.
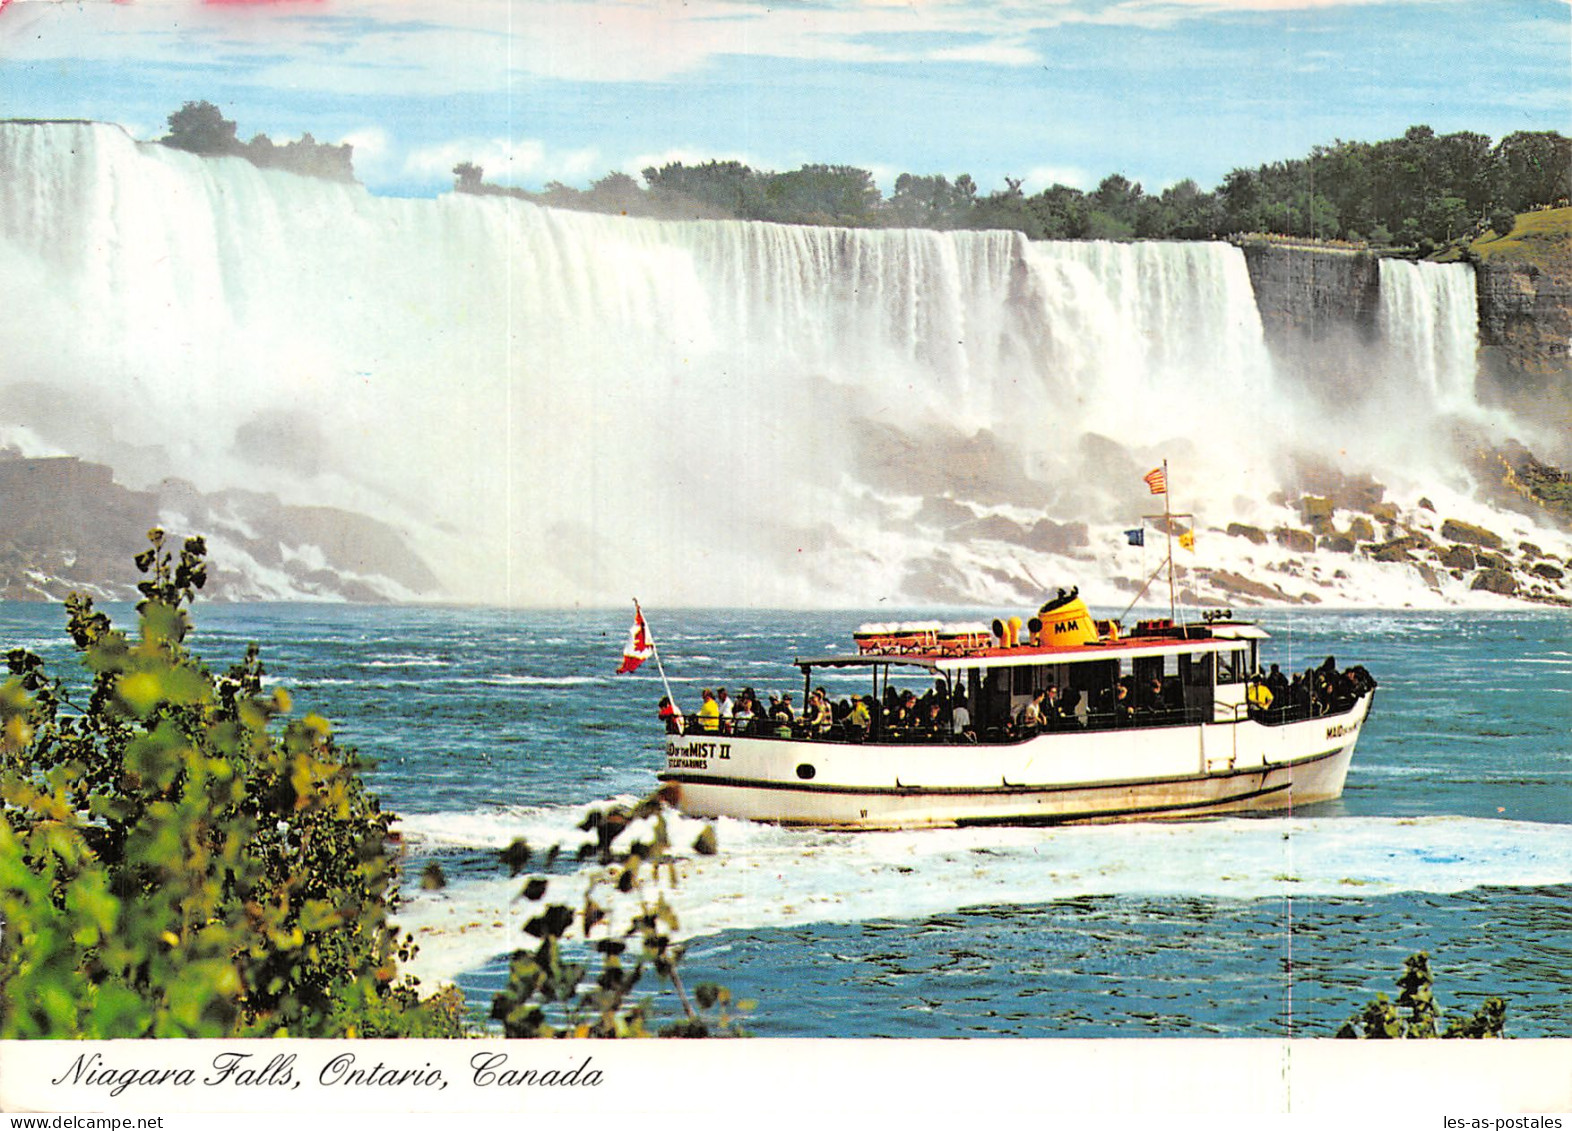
[1235,240,1384,396]
[1473,223,1572,440]
[0,453,438,602]
[1237,240,1383,344]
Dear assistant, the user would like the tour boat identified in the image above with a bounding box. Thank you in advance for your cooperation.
[656,593,1376,830]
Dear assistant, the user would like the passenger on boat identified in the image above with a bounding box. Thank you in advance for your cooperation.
[697,688,721,733]
[768,691,795,737]
[716,687,734,734]
[1312,657,1340,715]
[1055,685,1081,727]
[658,696,685,734]
[1019,689,1047,734]
[923,699,946,739]
[1246,675,1274,714]
[1266,664,1289,702]
[1138,676,1166,719]
[733,690,756,734]
[1289,670,1313,718]
[951,696,974,742]
[806,688,834,735]
[847,695,871,741]
[773,692,796,724]
[1114,679,1135,726]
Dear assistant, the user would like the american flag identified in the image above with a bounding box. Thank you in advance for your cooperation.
[1143,467,1167,495]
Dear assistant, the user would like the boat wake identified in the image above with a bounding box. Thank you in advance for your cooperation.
[391,802,1572,988]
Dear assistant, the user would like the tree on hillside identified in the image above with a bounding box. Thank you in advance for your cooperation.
[1154,179,1222,240]
[162,100,243,156]
[968,177,1045,237]
[584,171,646,215]
[161,102,356,182]
[1495,131,1572,212]
[1027,184,1090,239]
[643,160,766,220]
[886,173,975,229]
[765,164,882,226]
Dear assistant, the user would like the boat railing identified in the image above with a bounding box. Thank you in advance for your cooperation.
[668,703,1211,745]
[664,689,1369,744]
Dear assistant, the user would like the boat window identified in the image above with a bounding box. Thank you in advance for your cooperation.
[1009,664,1059,694]
[1216,648,1244,685]
[1182,652,1214,688]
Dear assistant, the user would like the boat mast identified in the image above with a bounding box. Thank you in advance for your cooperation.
[637,600,678,709]
[1163,458,1177,621]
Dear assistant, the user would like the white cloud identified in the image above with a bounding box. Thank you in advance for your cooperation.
[0,0,1464,97]
[930,42,1043,66]
[401,136,603,189]
[1023,165,1092,191]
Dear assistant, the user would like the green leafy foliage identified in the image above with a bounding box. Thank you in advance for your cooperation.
[490,791,747,1038]
[0,529,462,1038]
[454,124,1568,247]
[160,101,355,183]
[1335,952,1507,1039]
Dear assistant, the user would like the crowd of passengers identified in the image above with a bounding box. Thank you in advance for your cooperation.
[1248,657,1378,722]
[660,683,970,742]
[656,657,1375,743]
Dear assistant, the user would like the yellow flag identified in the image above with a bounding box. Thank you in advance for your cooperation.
[1180,530,1195,551]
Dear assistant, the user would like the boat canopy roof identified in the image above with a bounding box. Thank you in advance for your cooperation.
[796,624,1264,674]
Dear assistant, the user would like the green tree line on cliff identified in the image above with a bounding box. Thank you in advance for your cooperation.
[459,124,1570,249]
[160,101,355,183]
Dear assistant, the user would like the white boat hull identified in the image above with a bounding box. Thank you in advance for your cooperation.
[659,693,1373,830]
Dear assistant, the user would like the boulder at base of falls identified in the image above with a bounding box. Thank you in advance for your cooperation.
[1196,569,1306,604]
[1440,518,1505,549]
[1470,568,1519,595]
[1227,523,1268,545]
[1274,528,1316,553]
[1345,516,1377,543]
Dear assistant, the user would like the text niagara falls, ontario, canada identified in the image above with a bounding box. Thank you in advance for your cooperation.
[49,1051,605,1098]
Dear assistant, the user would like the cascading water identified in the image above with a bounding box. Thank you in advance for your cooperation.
[1378,258,1481,415]
[0,121,1554,608]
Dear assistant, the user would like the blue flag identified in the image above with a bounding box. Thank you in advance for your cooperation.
[1124,528,1145,546]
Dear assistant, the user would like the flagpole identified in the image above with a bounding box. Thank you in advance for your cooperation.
[1163,459,1177,622]
[634,599,678,708]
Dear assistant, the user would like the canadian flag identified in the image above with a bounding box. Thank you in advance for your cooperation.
[616,601,655,674]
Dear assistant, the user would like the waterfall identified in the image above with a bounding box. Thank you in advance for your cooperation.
[1378,258,1480,413]
[0,120,1516,608]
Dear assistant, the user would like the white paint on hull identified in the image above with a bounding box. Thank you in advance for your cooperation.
[660,693,1372,830]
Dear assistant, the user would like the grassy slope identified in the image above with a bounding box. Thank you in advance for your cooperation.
[1463,205,1572,267]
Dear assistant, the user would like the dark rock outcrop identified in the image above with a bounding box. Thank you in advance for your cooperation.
[1273,528,1316,553]
[1470,568,1518,596]
[1473,208,1572,439]
[0,453,436,602]
[1439,518,1504,549]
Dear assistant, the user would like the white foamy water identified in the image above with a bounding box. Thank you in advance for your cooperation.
[391,804,1572,987]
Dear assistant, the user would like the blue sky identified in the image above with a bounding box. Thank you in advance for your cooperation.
[2,0,1567,199]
